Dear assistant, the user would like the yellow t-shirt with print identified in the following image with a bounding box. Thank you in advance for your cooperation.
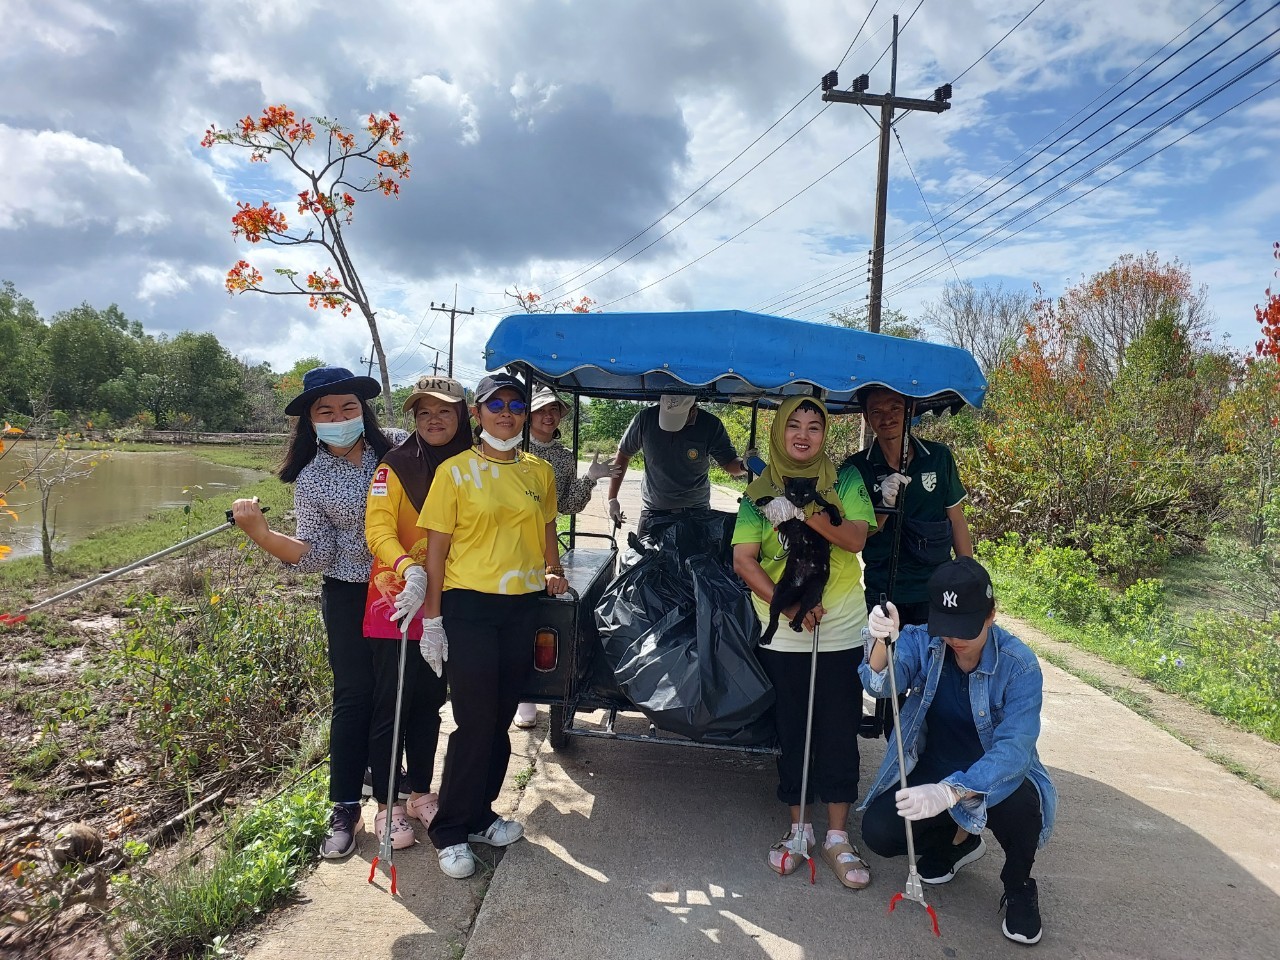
[419,448,558,595]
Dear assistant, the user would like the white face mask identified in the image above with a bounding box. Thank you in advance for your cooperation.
[480,429,523,452]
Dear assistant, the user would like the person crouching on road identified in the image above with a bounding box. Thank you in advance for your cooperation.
[731,396,877,890]
[513,386,612,730]
[363,375,472,851]
[231,367,406,861]
[860,558,1057,945]
[417,373,568,879]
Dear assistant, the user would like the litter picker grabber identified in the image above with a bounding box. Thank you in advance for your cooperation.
[369,618,412,895]
[876,591,941,937]
[778,620,821,883]
[0,507,267,625]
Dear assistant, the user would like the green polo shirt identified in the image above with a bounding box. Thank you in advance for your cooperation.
[731,468,877,652]
[845,437,966,605]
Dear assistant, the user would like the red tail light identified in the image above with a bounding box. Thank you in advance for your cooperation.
[534,627,558,672]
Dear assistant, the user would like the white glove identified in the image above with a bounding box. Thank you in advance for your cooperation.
[391,565,427,624]
[761,498,804,527]
[895,782,960,821]
[419,616,448,678]
[586,453,611,481]
[867,602,900,643]
[607,498,624,525]
[880,472,912,507]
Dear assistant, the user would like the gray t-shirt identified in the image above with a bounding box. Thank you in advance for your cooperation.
[619,406,738,510]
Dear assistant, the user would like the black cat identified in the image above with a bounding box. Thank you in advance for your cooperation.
[758,475,843,644]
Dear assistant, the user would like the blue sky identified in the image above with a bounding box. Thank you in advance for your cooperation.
[1,0,1276,385]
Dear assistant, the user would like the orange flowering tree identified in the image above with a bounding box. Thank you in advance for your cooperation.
[202,105,411,410]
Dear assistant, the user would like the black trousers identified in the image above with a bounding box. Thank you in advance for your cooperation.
[367,635,448,804]
[320,578,377,805]
[861,774,1042,889]
[428,589,538,849]
[758,645,864,807]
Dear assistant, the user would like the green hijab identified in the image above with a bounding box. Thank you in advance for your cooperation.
[745,395,842,518]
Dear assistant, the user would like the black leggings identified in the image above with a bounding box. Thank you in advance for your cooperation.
[320,578,377,805]
[758,645,864,807]
[861,774,1042,888]
[367,635,448,804]
[428,589,538,849]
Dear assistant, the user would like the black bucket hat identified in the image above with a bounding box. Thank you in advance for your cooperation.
[284,366,381,417]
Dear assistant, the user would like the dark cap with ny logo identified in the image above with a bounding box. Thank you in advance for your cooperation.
[927,557,995,640]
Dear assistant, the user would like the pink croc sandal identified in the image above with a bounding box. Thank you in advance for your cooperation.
[407,792,439,830]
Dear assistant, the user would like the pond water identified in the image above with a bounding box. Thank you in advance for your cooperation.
[0,449,266,560]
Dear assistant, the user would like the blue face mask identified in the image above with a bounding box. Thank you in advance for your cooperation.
[314,416,365,449]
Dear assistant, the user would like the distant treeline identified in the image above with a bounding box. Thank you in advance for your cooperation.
[1,280,323,434]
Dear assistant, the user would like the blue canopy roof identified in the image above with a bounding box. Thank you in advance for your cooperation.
[484,310,986,413]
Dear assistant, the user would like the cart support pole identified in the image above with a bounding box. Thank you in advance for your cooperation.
[570,393,581,548]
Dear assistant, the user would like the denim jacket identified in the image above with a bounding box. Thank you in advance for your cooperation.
[858,622,1057,847]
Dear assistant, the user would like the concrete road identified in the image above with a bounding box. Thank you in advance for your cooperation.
[245,465,1280,960]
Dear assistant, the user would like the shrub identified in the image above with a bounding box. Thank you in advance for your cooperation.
[111,591,328,775]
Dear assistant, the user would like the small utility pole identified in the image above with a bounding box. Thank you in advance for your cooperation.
[429,284,474,377]
[820,14,952,333]
[420,342,446,377]
[359,349,376,378]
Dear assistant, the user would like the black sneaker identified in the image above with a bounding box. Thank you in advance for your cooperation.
[361,766,411,801]
[918,833,986,884]
[320,803,360,860]
[1000,878,1043,945]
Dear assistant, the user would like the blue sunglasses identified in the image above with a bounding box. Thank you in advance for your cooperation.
[483,398,528,414]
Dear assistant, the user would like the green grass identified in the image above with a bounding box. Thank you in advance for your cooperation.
[512,761,536,790]
[984,544,1280,744]
[115,768,330,959]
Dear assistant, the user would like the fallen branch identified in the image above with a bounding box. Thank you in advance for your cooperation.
[144,787,228,848]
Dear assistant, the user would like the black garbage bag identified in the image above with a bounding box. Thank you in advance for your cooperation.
[594,511,775,745]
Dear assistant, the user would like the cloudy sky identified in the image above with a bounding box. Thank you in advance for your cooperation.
[1,0,1277,386]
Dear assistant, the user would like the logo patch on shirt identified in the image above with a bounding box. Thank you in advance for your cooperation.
[686,448,700,460]
[921,471,937,492]
[371,465,389,497]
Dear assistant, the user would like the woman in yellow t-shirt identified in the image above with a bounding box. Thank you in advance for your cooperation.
[418,373,568,879]
[363,375,472,852]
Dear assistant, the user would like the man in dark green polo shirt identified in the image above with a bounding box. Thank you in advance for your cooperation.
[844,386,974,738]
[843,386,974,625]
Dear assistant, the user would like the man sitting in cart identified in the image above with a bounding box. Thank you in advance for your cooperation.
[606,394,747,540]
[844,385,973,736]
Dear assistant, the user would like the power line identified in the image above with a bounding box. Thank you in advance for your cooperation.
[774,0,1269,319]
[877,56,1280,303]
[599,133,880,308]
[892,126,961,285]
[756,0,1240,317]
[533,6,887,302]
[949,0,1048,85]
[873,21,1280,292]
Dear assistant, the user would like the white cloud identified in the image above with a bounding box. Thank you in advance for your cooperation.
[0,125,153,230]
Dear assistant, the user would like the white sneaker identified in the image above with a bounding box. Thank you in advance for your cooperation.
[438,843,476,879]
[513,703,538,729]
[468,817,524,847]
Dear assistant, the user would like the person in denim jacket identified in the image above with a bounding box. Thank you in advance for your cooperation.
[860,558,1057,946]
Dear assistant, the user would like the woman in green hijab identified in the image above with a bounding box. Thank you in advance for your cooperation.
[731,396,878,889]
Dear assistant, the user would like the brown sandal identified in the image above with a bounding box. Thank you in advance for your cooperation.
[820,839,872,889]
[768,824,815,876]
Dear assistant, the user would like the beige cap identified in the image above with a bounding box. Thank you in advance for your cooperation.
[530,386,569,414]
[402,375,466,412]
[657,394,696,431]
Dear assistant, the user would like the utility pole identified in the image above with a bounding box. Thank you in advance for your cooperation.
[820,15,952,333]
[429,284,474,377]
[420,342,446,377]
[359,348,376,378]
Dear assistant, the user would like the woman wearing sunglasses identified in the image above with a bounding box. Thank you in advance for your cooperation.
[417,373,569,878]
